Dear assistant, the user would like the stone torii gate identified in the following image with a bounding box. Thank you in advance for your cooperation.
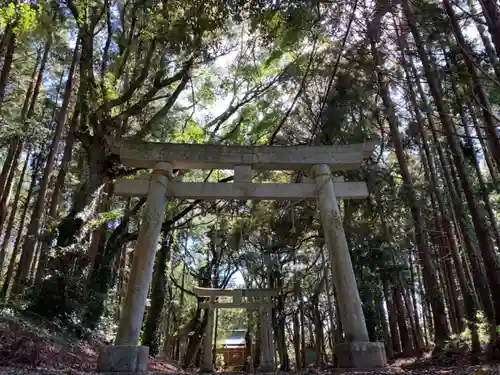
[96,139,387,373]
[192,286,278,372]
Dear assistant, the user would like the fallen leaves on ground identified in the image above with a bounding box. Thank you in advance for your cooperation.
[1,314,499,374]
[0,314,181,374]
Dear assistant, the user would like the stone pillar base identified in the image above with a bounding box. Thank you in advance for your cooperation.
[335,342,387,368]
[97,345,149,373]
[257,363,275,373]
[198,367,214,373]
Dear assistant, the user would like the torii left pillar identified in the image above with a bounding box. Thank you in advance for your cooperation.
[97,162,172,373]
[200,296,216,372]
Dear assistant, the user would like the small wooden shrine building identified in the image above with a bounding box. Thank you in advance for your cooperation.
[217,329,247,370]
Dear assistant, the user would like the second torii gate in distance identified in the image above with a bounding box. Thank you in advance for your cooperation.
[96,139,387,373]
[193,286,278,372]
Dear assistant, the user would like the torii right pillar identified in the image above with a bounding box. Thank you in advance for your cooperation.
[312,164,387,369]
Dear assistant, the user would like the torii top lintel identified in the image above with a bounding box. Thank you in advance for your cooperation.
[193,286,279,298]
[108,138,378,171]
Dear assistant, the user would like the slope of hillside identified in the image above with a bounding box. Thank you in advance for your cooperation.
[0,311,181,374]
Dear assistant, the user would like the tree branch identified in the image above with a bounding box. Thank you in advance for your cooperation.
[111,63,190,125]
[100,0,112,93]
[98,39,157,114]
[207,66,291,141]
[133,65,192,139]
[169,273,197,297]
[270,35,318,145]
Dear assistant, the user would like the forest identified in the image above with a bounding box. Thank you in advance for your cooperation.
[0,0,499,373]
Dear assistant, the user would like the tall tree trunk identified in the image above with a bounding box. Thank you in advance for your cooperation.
[54,137,109,248]
[0,48,40,228]
[402,3,500,328]
[54,26,109,249]
[420,149,462,335]
[370,34,449,349]
[394,284,414,356]
[143,233,173,356]
[29,242,41,283]
[415,258,429,347]
[445,146,495,316]
[11,35,54,295]
[477,0,500,56]
[212,308,218,367]
[293,254,302,369]
[312,296,324,368]
[383,279,402,354]
[0,154,38,299]
[321,248,336,364]
[83,181,114,296]
[471,9,500,81]
[442,44,500,251]
[299,282,307,365]
[443,0,500,172]
[29,43,79,286]
[377,283,393,359]
[0,141,23,232]
[36,110,80,279]
[466,99,498,188]
[406,50,491,331]
[376,192,402,353]
[407,249,424,352]
[174,262,187,361]
[0,154,29,276]
[0,25,16,113]
[115,244,127,321]
[80,198,146,329]
[0,142,19,204]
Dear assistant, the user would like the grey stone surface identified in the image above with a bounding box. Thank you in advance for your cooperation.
[97,345,149,373]
[197,368,215,373]
[113,179,369,200]
[136,346,149,372]
[115,163,171,346]
[257,363,276,373]
[313,164,370,342]
[335,342,387,369]
[327,367,404,373]
[201,298,215,373]
[113,138,377,170]
[193,286,279,298]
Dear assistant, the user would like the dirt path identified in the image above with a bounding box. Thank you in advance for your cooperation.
[2,314,499,375]
[0,366,498,375]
